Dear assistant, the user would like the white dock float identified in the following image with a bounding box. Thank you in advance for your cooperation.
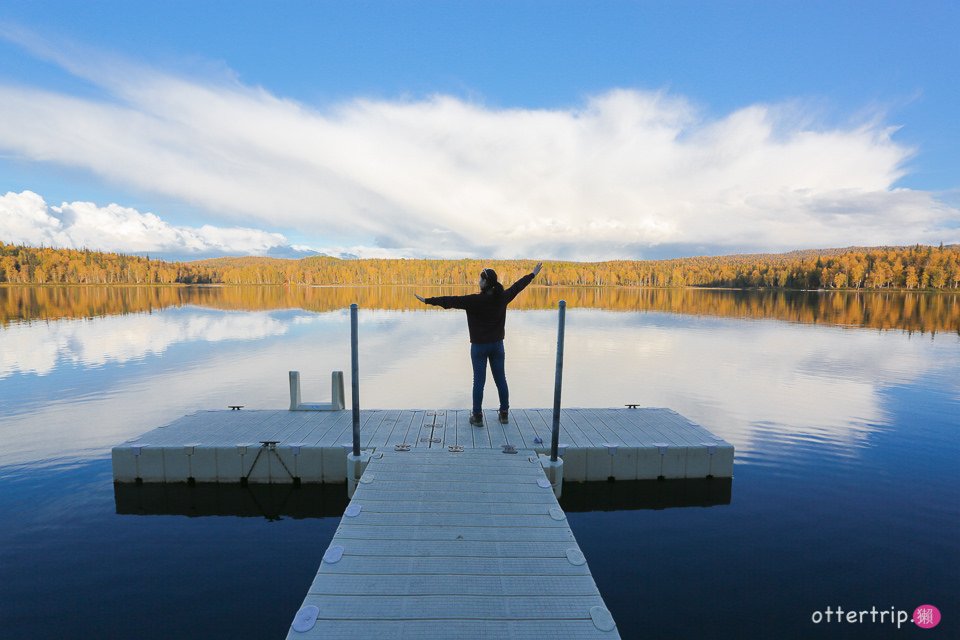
[112,408,733,484]
[286,447,620,639]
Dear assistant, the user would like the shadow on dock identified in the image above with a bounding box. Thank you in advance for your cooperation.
[113,477,731,520]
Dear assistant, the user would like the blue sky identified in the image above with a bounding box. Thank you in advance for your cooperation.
[1,1,958,260]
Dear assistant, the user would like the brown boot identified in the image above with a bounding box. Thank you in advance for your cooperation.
[498,410,509,424]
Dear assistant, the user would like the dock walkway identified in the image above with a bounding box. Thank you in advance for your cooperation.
[286,447,620,639]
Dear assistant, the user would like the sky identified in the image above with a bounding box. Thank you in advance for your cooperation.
[1,1,959,261]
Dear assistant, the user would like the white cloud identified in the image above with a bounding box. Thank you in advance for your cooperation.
[0,190,61,246]
[0,31,958,259]
[0,190,287,255]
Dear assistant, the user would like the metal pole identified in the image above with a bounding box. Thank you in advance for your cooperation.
[350,303,360,457]
[551,300,566,462]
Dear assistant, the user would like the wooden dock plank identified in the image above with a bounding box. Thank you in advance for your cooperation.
[412,411,435,448]
[443,408,457,448]
[333,539,581,558]
[473,410,492,448]
[661,410,720,445]
[285,410,339,445]
[305,574,600,596]
[363,409,402,449]
[534,408,587,447]
[346,500,558,515]
[633,408,689,446]
[233,410,284,444]
[388,410,420,447]
[261,409,302,441]
[356,470,547,484]
[451,411,476,449]
[333,511,570,528]
[333,524,576,542]
[296,594,609,619]
[566,409,616,447]
[362,465,540,478]
[351,487,556,504]
[287,619,613,640]
[285,619,611,640]
[298,410,353,447]
[500,411,529,449]
[363,465,542,477]
[312,555,593,576]
[485,409,509,449]
[571,409,626,446]
[431,410,447,449]
[367,454,538,465]
[545,408,591,447]
[325,409,377,449]
[590,409,642,446]
[355,480,551,494]
[513,408,548,449]
[607,408,672,444]
[182,410,250,445]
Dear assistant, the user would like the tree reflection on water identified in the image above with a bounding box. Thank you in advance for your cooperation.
[2,285,958,334]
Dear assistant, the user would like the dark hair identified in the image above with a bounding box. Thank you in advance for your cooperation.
[480,268,504,296]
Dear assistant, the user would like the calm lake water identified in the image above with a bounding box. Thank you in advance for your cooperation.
[1,286,958,639]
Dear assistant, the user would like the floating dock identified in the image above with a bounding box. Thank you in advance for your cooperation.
[112,405,732,638]
[109,305,733,637]
[286,447,620,639]
[111,407,733,484]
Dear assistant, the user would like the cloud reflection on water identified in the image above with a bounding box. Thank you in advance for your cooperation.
[0,308,310,377]
[1,305,957,469]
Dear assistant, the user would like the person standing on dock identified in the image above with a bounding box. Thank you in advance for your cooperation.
[416,262,543,427]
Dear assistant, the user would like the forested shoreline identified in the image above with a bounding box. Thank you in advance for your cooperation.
[3,284,958,334]
[1,241,958,290]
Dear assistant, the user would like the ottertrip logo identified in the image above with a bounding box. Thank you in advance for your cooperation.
[810,604,941,629]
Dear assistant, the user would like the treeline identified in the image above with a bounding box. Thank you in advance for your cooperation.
[0,243,192,284]
[2,241,959,290]
[3,284,958,335]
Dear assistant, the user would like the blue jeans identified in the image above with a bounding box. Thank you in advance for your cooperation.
[471,340,508,415]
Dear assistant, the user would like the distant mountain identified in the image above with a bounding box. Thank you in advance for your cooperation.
[265,245,327,259]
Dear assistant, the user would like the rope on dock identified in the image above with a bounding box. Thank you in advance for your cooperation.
[244,440,296,481]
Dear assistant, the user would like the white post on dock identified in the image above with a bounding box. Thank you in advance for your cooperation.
[550,300,566,463]
[331,371,345,410]
[288,371,301,410]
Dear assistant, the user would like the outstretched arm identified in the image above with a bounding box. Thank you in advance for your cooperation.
[503,262,542,303]
[418,292,476,309]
